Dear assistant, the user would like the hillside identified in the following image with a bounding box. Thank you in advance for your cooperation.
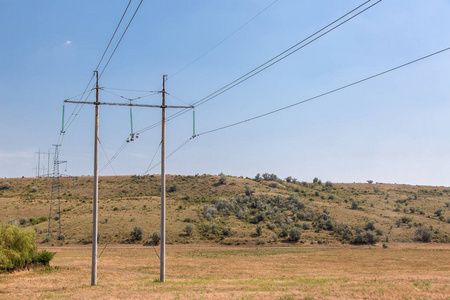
[1,174,449,246]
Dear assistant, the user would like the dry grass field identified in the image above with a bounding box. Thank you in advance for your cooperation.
[2,175,450,299]
[1,243,449,299]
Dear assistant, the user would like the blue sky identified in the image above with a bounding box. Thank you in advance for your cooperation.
[1,0,450,186]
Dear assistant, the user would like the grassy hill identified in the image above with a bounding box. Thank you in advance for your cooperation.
[1,174,449,246]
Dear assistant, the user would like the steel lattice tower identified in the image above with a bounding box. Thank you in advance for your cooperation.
[48,144,65,238]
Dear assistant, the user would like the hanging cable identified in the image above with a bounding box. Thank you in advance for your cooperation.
[169,0,281,79]
[193,46,450,137]
[135,0,380,135]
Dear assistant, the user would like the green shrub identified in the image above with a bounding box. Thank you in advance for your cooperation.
[256,225,262,236]
[183,224,194,236]
[168,183,178,192]
[244,184,255,196]
[151,231,161,245]
[130,226,143,241]
[222,227,232,236]
[415,226,433,242]
[0,224,55,271]
[218,173,227,185]
[268,183,278,188]
[34,251,55,265]
[351,199,359,210]
[289,228,302,242]
[0,182,10,190]
[365,221,376,231]
[325,181,333,187]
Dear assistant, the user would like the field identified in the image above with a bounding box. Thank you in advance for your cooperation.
[1,243,449,299]
[1,175,450,298]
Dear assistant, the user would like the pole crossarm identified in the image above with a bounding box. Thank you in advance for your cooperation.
[64,100,193,109]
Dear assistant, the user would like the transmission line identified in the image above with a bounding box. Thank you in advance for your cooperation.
[194,46,450,137]
[99,0,144,79]
[95,0,134,72]
[169,0,281,79]
[135,0,380,135]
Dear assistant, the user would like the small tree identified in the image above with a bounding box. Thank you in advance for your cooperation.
[183,224,194,236]
[313,177,319,184]
[151,230,161,245]
[325,181,333,187]
[130,226,143,241]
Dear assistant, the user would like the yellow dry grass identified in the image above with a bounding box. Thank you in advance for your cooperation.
[1,243,449,299]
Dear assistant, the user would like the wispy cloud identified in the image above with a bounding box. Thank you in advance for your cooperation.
[65,40,72,45]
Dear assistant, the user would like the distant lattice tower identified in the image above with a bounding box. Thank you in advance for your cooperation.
[48,144,66,238]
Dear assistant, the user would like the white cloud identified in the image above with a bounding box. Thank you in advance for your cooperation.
[65,40,72,45]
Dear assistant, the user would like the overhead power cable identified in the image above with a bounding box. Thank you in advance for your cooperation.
[143,137,193,174]
[99,0,144,79]
[135,0,380,135]
[169,0,281,79]
[59,0,143,136]
[194,46,450,137]
[95,0,133,71]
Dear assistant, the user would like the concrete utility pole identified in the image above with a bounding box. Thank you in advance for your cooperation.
[65,74,192,286]
[160,75,167,282]
[91,70,99,286]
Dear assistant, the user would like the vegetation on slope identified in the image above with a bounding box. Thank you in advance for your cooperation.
[1,174,449,246]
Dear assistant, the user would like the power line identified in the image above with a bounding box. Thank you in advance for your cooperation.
[135,0,380,135]
[169,0,281,79]
[60,0,143,135]
[99,0,144,79]
[95,0,134,72]
[194,46,450,137]
[191,0,381,109]
[143,137,193,174]
[143,141,162,175]
[98,137,117,176]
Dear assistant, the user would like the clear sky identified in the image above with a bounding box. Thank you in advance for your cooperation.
[1,0,450,186]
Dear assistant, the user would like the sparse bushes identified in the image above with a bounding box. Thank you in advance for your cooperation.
[130,226,143,242]
[415,226,433,242]
[325,181,333,187]
[434,209,443,217]
[268,183,278,188]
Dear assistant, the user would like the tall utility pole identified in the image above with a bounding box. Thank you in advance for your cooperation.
[160,75,167,282]
[91,70,99,286]
[65,74,192,286]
